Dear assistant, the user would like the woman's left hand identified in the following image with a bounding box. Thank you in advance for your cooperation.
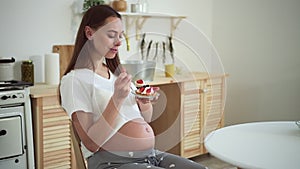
[136,97,151,104]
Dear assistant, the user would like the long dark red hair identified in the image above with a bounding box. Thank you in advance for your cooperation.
[64,5,122,76]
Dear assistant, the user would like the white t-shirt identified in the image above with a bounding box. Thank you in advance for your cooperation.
[60,68,143,158]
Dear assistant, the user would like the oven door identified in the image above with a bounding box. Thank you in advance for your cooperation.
[0,113,24,159]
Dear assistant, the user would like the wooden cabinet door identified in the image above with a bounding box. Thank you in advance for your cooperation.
[181,80,203,158]
[31,95,72,169]
[201,77,225,153]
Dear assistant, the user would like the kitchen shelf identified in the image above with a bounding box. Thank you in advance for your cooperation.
[119,12,186,39]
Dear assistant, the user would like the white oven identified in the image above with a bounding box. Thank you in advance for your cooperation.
[0,83,35,168]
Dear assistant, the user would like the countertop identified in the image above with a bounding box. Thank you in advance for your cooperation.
[30,72,227,98]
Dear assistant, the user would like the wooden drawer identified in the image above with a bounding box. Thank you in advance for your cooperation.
[183,80,201,91]
[42,96,61,109]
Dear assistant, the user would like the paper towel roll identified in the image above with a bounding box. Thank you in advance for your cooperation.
[30,55,45,83]
[45,53,60,85]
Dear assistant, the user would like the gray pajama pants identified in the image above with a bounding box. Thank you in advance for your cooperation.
[87,149,208,169]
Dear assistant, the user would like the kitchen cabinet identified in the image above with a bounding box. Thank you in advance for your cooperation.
[30,86,74,169]
[149,72,227,158]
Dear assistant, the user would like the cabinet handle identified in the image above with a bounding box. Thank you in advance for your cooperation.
[200,88,209,93]
[0,129,7,136]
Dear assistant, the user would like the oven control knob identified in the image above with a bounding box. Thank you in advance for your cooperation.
[12,95,17,98]
[1,95,10,100]
[0,130,7,136]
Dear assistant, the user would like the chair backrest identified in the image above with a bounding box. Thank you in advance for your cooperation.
[52,45,74,79]
[70,122,87,169]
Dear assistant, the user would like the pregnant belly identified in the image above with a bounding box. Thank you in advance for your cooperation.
[101,118,155,151]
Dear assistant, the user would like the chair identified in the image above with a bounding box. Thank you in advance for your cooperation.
[70,121,87,169]
[52,45,74,79]
[54,45,87,168]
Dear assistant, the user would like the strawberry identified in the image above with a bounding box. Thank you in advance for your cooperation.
[146,88,152,95]
[139,87,145,93]
[136,79,144,84]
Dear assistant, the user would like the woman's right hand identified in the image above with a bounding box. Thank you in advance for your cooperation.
[112,69,132,104]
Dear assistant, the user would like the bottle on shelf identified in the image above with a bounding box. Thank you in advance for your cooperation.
[138,0,149,13]
[131,0,148,13]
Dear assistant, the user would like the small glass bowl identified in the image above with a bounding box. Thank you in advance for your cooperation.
[296,121,300,128]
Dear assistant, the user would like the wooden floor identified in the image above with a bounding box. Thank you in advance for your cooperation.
[191,154,238,169]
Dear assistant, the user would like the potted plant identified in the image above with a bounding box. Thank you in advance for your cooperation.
[83,0,105,12]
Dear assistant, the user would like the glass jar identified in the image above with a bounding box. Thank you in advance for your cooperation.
[21,60,34,84]
[138,0,148,13]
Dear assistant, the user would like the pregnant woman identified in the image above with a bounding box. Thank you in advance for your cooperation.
[60,4,207,169]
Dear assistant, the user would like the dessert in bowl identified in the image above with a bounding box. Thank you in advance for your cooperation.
[133,79,159,99]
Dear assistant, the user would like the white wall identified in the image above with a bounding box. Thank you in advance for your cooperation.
[0,0,212,79]
[0,0,74,79]
[1,0,299,125]
[149,0,213,37]
[212,0,300,125]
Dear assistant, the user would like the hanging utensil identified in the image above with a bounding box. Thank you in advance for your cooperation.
[140,33,146,60]
[124,33,130,51]
[162,42,166,64]
[146,40,153,61]
[168,36,174,63]
[152,42,159,61]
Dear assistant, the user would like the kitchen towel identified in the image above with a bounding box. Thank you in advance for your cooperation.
[29,55,45,83]
[45,53,60,85]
